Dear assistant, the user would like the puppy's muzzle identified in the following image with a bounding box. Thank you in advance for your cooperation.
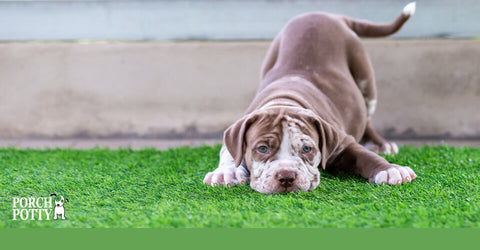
[276,170,297,188]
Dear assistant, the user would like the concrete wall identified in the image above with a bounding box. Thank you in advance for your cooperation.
[0,40,479,140]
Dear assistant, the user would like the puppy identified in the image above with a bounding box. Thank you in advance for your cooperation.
[51,193,69,220]
[204,2,417,194]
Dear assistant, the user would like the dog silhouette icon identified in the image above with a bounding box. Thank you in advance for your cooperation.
[50,193,69,220]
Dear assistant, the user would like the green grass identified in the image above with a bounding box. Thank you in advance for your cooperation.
[1,145,479,228]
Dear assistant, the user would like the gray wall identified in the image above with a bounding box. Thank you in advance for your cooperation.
[1,40,479,140]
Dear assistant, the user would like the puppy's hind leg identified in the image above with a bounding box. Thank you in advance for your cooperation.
[360,122,399,155]
[347,40,378,118]
[348,40,398,154]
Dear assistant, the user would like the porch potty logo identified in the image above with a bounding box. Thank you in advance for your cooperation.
[12,193,69,221]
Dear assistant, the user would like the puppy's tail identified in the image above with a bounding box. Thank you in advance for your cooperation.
[343,2,416,37]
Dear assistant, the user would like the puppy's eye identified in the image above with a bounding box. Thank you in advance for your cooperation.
[257,146,270,154]
[302,145,312,153]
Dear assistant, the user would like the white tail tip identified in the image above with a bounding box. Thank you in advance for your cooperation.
[402,2,416,16]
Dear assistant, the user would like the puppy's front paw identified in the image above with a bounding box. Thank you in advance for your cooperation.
[369,164,417,185]
[203,165,249,187]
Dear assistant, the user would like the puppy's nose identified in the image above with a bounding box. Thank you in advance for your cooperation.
[276,170,296,188]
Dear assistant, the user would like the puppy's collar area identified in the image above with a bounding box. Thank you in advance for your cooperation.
[259,98,303,111]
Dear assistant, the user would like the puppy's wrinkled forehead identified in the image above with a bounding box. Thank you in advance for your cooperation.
[245,111,319,148]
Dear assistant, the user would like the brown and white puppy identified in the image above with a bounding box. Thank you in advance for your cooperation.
[204,2,417,194]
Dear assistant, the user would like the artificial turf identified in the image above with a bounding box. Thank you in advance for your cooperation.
[0,144,479,228]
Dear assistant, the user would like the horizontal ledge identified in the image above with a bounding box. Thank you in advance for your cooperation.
[1,139,480,150]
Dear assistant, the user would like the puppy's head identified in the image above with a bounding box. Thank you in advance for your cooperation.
[53,195,68,207]
[224,107,348,194]
[54,197,64,207]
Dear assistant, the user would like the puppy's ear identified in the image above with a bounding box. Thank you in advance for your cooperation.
[307,114,355,169]
[223,113,261,167]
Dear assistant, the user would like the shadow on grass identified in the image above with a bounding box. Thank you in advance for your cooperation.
[321,169,366,183]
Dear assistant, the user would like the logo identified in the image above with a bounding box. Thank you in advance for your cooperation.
[51,193,69,220]
[12,193,69,221]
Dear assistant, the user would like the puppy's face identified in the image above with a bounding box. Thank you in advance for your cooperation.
[224,107,346,194]
[244,115,321,194]
[54,196,64,207]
